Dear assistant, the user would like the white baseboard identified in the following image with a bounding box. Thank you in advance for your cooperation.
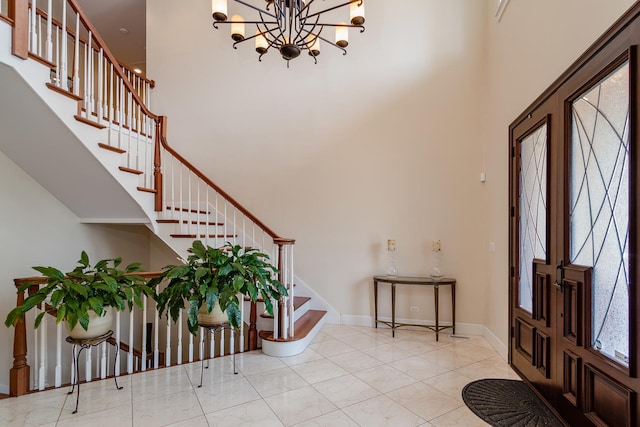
[0,384,8,395]
[483,325,508,361]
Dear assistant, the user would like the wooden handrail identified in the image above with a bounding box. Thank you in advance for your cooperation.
[157,122,285,241]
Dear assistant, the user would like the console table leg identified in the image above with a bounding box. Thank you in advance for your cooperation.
[391,283,396,338]
[374,280,378,329]
[452,283,456,335]
[434,285,440,342]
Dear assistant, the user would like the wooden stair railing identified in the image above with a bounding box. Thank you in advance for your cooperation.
[6,0,300,388]
[9,271,255,396]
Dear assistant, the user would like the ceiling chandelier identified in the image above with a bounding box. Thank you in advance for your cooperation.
[210,0,366,65]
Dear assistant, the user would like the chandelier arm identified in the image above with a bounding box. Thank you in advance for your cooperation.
[231,0,278,20]
[305,22,365,34]
[214,20,278,27]
[305,0,361,20]
[316,34,348,56]
[232,33,261,49]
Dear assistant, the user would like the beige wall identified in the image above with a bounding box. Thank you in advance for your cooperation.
[483,0,636,346]
[146,0,639,355]
[147,0,490,330]
[0,151,151,392]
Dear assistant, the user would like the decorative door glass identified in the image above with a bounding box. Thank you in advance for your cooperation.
[570,61,630,365]
[519,124,548,313]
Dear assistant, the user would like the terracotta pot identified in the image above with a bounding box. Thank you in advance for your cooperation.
[67,307,113,339]
[198,304,228,326]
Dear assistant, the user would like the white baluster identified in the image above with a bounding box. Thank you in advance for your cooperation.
[290,245,295,336]
[55,322,62,387]
[38,309,46,390]
[239,290,244,352]
[97,49,103,125]
[165,318,171,367]
[54,26,59,86]
[177,310,183,364]
[188,327,194,363]
[115,311,121,376]
[273,298,279,340]
[45,0,52,61]
[82,41,88,114]
[141,295,147,371]
[127,309,134,374]
[88,32,94,117]
[154,305,159,369]
[84,343,91,383]
[187,170,192,235]
[61,0,67,91]
[215,329,224,359]
[199,327,204,361]
[100,341,107,379]
[73,13,79,96]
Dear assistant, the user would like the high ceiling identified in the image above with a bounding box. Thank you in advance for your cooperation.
[76,0,146,74]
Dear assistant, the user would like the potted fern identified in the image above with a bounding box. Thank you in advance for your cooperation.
[149,240,287,335]
[4,251,152,339]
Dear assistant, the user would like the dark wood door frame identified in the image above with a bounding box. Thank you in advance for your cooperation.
[509,3,640,426]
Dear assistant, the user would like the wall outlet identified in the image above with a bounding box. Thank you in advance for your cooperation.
[410,306,419,312]
[432,240,441,252]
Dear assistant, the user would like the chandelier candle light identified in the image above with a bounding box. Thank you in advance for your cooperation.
[387,239,397,277]
[210,0,366,65]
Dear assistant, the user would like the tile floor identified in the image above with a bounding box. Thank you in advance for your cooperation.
[0,324,520,426]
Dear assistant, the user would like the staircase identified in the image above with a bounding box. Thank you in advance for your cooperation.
[0,0,328,373]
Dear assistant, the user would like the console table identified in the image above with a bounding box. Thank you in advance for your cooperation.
[373,276,456,341]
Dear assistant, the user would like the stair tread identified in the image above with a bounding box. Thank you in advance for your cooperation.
[98,143,126,154]
[157,219,224,226]
[137,186,157,193]
[166,206,211,215]
[171,234,237,238]
[119,166,143,175]
[259,309,326,342]
[260,296,311,318]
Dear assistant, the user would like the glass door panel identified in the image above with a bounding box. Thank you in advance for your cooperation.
[519,124,548,313]
[570,61,630,365]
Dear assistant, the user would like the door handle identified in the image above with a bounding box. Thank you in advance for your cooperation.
[553,260,564,292]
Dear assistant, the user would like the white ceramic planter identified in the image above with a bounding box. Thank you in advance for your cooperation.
[67,307,113,339]
[198,304,228,326]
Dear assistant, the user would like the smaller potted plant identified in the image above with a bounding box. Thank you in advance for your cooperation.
[4,251,153,339]
[149,240,288,335]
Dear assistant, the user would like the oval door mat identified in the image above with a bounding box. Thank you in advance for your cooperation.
[462,379,564,427]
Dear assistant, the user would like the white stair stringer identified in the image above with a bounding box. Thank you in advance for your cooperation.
[0,22,156,227]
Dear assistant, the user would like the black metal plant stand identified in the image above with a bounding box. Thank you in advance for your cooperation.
[66,330,121,414]
[198,322,238,387]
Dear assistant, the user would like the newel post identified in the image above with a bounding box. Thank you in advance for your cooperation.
[10,282,32,396]
[153,116,165,211]
[8,0,29,59]
[276,242,285,339]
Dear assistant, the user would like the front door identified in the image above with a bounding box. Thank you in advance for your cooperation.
[509,11,640,426]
